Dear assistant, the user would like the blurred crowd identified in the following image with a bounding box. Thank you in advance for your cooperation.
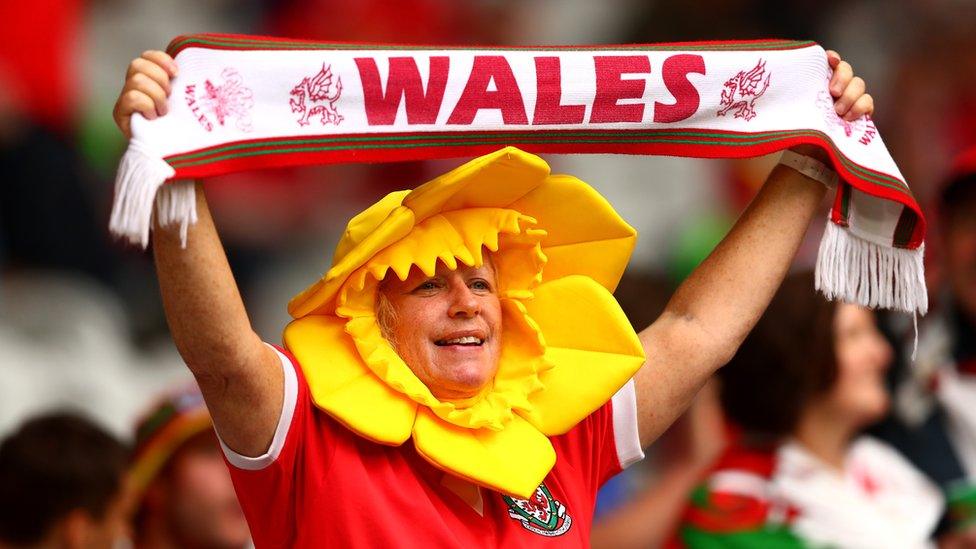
[2,0,976,547]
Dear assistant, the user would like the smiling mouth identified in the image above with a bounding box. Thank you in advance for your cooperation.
[434,336,485,346]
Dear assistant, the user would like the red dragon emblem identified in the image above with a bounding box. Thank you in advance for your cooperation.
[717,60,771,121]
[290,63,343,127]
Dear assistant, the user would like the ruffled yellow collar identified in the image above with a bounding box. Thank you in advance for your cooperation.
[284,147,645,498]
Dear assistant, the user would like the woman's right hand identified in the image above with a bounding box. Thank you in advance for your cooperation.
[112,50,179,139]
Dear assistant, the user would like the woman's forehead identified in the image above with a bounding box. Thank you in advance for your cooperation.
[835,302,873,328]
[381,256,497,288]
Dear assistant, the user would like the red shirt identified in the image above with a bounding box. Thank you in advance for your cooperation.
[222,347,643,548]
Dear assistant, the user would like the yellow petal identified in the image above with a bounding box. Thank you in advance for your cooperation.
[333,190,410,261]
[508,175,636,292]
[288,148,636,318]
[492,299,548,401]
[283,315,417,445]
[412,407,555,499]
[518,276,645,435]
[342,316,439,404]
[403,147,550,220]
[288,205,415,318]
[539,236,637,294]
[494,231,547,293]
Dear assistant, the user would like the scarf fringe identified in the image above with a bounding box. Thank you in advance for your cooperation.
[108,140,177,248]
[815,219,928,316]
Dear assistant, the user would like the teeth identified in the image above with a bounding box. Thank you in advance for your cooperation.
[441,336,482,345]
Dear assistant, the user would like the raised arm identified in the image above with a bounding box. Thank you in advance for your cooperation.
[114,51,282,457]
[633,51,872,447]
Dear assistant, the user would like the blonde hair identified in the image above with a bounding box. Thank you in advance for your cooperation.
[375,289,399,351]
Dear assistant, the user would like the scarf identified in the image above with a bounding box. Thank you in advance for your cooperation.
[109,33,928,317]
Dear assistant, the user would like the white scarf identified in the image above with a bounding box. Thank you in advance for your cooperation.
[776,437,943,548]
[110,34,928,315]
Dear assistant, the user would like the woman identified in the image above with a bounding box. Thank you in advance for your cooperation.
[113,49,873,547]
[675,273,943,548]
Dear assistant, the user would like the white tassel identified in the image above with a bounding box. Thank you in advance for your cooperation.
[815,219,928,316]
[108,140,177,248]
[154,180,198,249]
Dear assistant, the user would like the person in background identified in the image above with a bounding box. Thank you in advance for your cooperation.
[673,273,943,548]
[0,412,130,549]
[590,272,728,548]
[874,147,976,547]
[128,385,250,549]
[591,381,726,548]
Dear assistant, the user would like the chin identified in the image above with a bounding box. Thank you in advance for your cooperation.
[410,345,501,399]
[852,394,890,427]
[447,366,495,394]
[870,396,891,422]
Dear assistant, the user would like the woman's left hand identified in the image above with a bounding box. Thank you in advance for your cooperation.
[825,50,874,122]
[789,50,874,163]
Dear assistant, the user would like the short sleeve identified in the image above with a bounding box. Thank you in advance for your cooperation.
[218,345,301,471]
[551,378,645,492]
[217,345,334,547]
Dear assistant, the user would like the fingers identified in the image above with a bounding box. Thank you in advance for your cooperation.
[140,50,178,78]
[829,59,853,97]
[847,93,875,121]
[113,90,156,139]
[114,50,178,138]
[826,51,875,121]
[835,76,865,118]
[130,72,169,116]
[825,49,841,69]
[127,57,172,95]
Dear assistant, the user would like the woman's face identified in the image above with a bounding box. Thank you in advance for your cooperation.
[163,432,250,547]
[823,303,893,426]
[378,260,503,401]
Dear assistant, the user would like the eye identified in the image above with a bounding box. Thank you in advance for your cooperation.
[470,279,492,292]
[412,278,442,293]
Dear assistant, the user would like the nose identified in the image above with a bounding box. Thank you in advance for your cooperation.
[447,279,480,318]
[870,330,894,371]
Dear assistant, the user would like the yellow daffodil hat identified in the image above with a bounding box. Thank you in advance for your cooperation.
[285,146,645,498]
